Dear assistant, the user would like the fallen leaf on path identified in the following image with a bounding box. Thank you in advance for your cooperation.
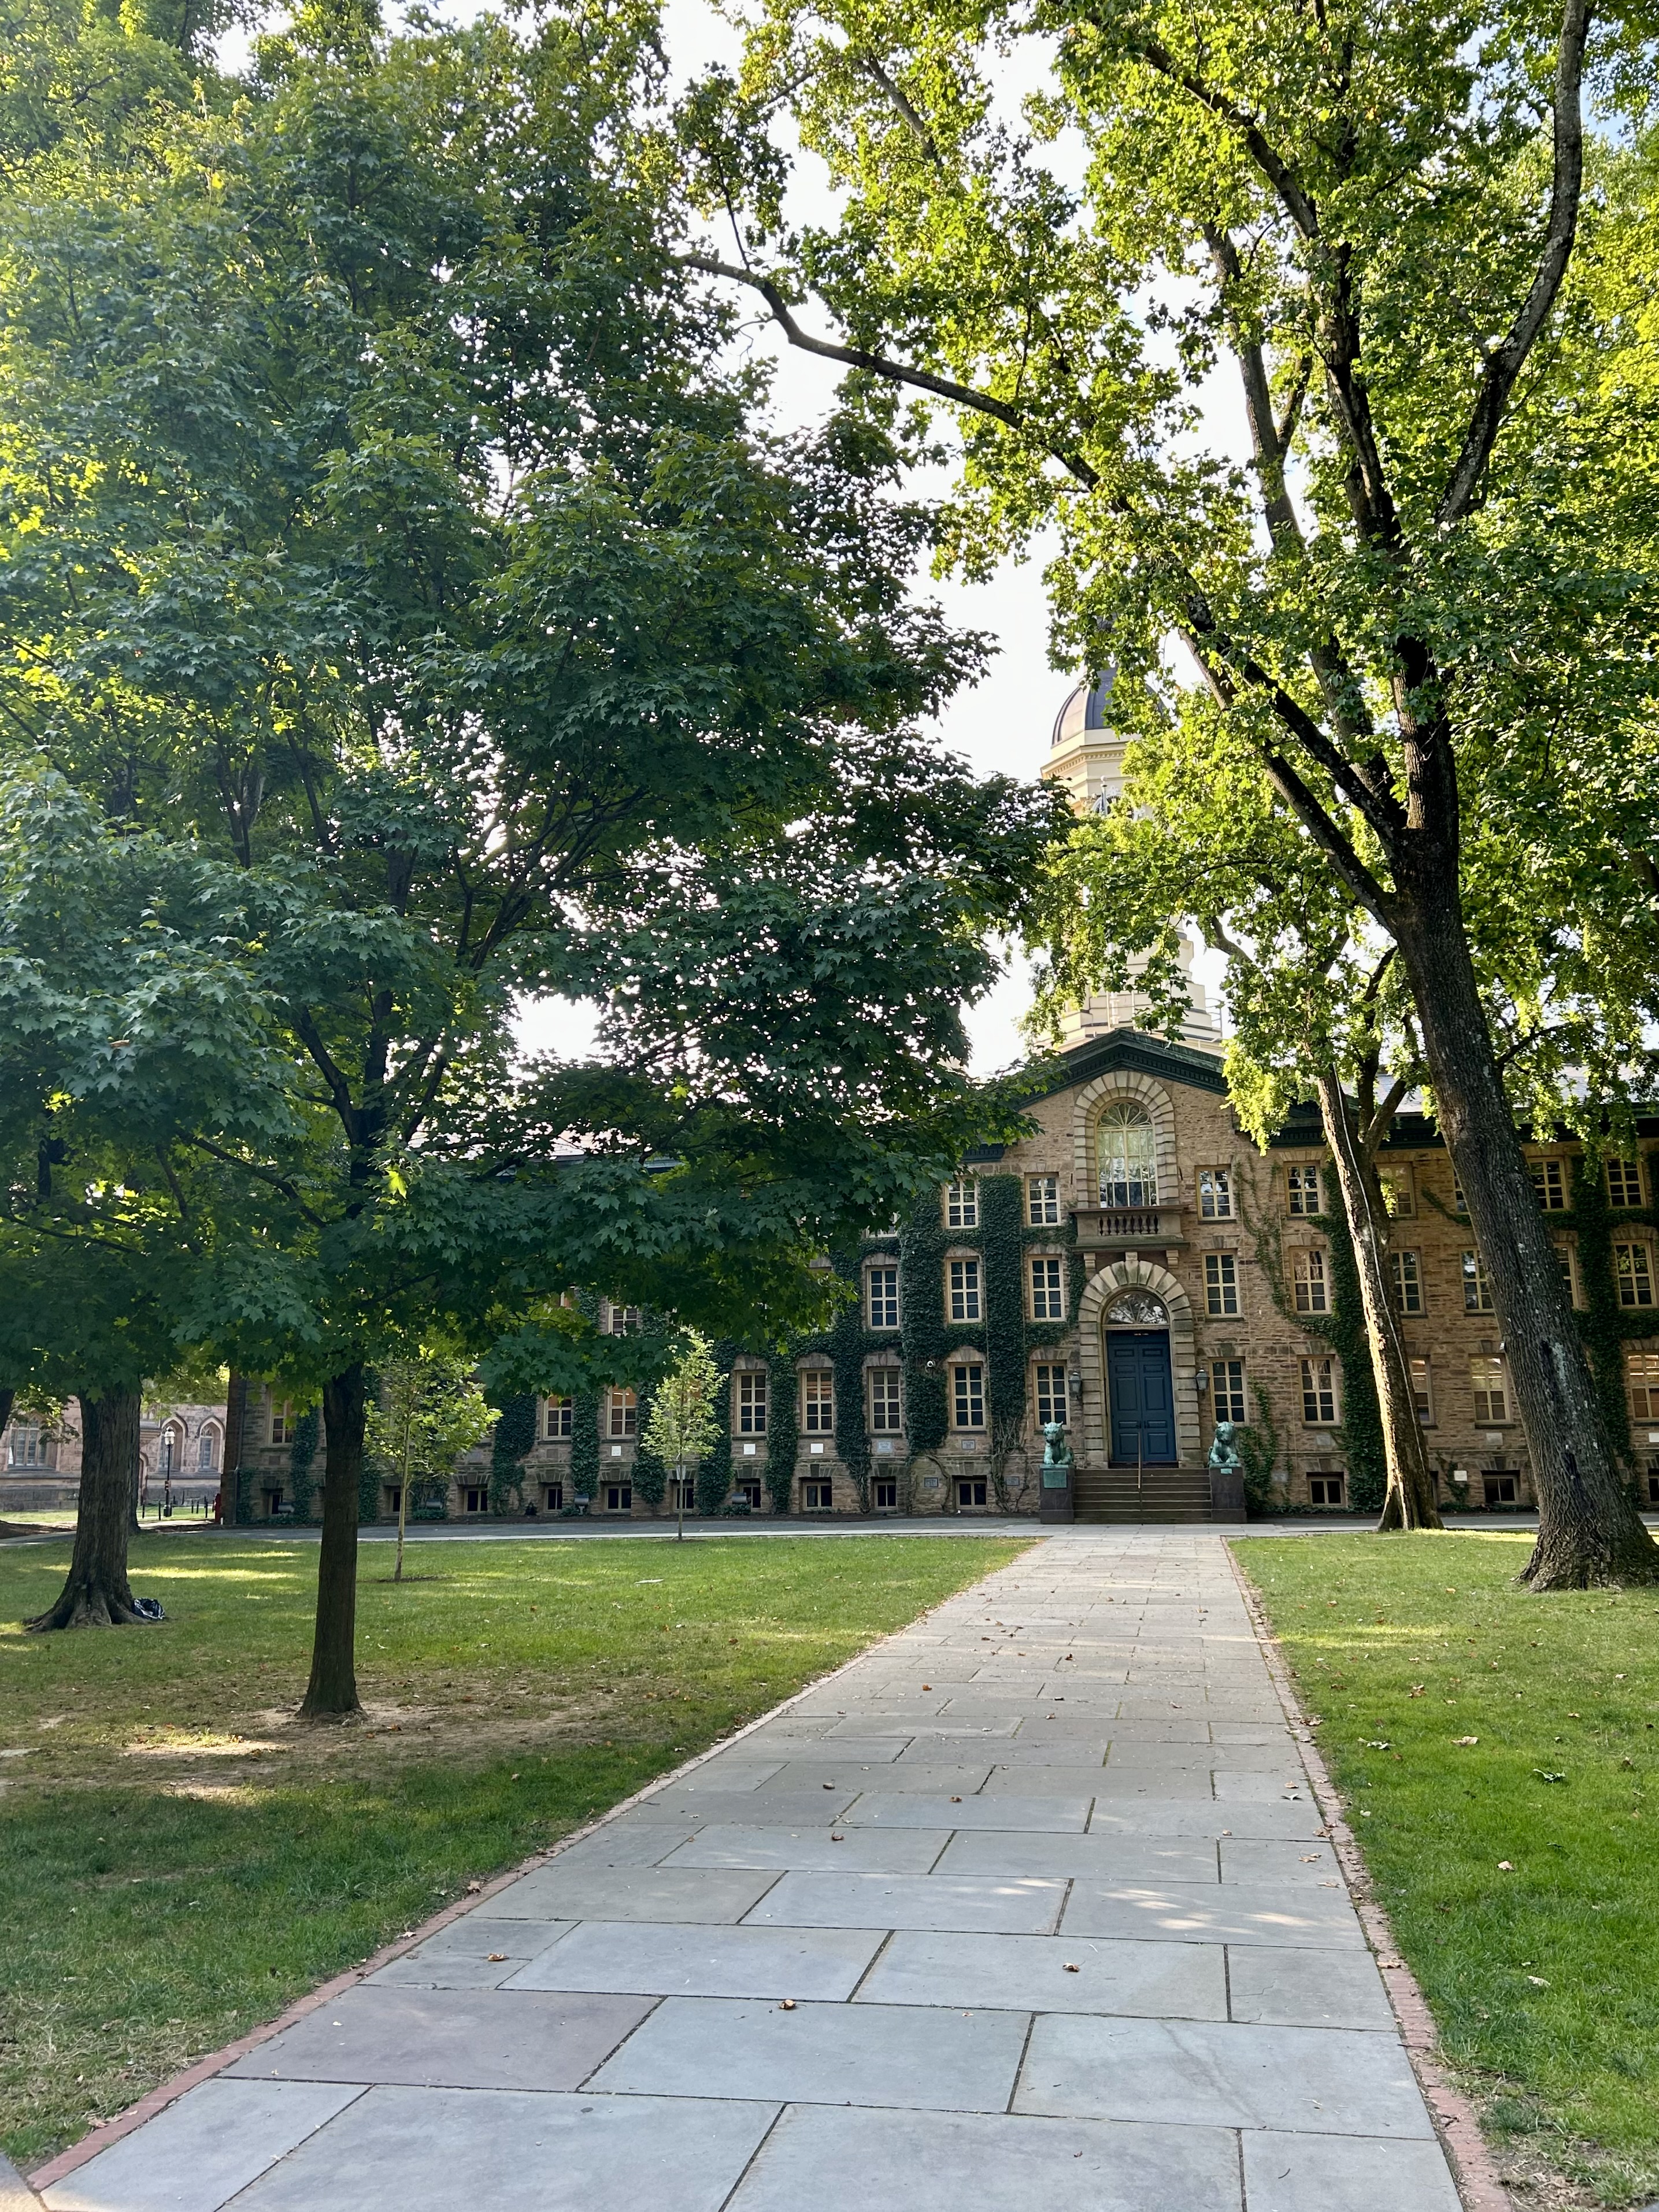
[780,1999,796,2011]
[487,1954,508,1963]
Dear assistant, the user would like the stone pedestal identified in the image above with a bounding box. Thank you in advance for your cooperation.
[1038,1466,1075,1522]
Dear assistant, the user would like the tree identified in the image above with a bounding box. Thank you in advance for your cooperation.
[680,0,1659,1583]
[0,6,1056,1705]
[365,1349,496,1584]
[642,1330,722,1539]
[0,769,285,1626]
[1029,698,1442,1530]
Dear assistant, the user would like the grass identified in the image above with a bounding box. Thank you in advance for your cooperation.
[0,1528,1028,2170]
[1238,1531,1659,2209]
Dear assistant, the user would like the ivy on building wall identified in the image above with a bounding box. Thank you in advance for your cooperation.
[489,1392,537,1514]
[830,1268,874,1511]
[899,1196,950,1456]
[764,1348,797,1513]
[1561,1155,1658,1487]
[694,1337,739,1516]
[568,1387,599,1503]
[286,1405,320,1523]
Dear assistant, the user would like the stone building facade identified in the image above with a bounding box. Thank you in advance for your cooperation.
[222,1024,1659,1525]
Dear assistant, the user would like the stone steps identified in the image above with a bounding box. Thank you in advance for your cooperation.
[1074,1467,1215,1523]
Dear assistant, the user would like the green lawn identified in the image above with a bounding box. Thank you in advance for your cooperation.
[1239,1532,1659,2209]
[0,1530,1028,2170]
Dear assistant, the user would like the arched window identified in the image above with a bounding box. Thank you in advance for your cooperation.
[198,1424,221,1473]
[1106,1291,1168,1327]
[1098,1102,1158,1207]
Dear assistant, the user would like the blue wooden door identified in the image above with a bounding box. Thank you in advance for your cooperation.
[1106,1332,1177,1464]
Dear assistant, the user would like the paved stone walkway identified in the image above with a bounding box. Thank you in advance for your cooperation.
[45,1533,1462,2212]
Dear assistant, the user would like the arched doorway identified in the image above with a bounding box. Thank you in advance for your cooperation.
[1103,1290,1177,1465]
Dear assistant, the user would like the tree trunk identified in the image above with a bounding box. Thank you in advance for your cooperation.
[27,1388,146,1629]
[1316,1068,1443,1533]
[1393,892,1657,1584]
[299,1366,365,1718]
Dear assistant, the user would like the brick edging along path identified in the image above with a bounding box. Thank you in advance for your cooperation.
[1225,1540,1514,2212]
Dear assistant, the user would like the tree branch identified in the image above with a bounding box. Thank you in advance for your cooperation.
[1435,0,1591,525]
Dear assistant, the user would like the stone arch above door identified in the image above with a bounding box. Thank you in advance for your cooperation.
[1070,1070,1178,1208]
[1076,1257,1202,1467]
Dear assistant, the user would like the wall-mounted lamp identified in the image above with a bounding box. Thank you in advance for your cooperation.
[1068,1371,1084,1399]
[1194,1370,1209,1392]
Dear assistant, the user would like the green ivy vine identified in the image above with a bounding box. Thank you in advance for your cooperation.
[286,1405,320,1523]
[489,1392,537,1514]
[697,1337,739,1517]
[764,1348,797,1513]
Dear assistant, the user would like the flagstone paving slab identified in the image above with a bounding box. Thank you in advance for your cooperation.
[46,1531,1462,2212]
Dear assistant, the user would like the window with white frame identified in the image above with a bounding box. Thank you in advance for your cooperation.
[1204,1253,1239,1317]
[1034,1362,1068,1428]
[1286,1164,1322,1217]
[7,1422,45,1468]
[1616,1243,1656,1309]
[1293,1248,1328,1314]
[1530,1158,1568,1211]
[1027,1174,1060,1225]
[868,1368,902,1432]
[944,1178,978,1229]
[1098,1102,1158,1207]
[736,1370,768,1435]
[1461,1251,1495,1313]
[269,1397,295,1447]
[1555,1242,1577,1305]
[544,1396,573,1439]
[1379,1166,1414,1218]
[606,1387,637,1439]
[951,1362,986,1429]
[1409,1357,1434,1423]
[866,1264,899,1330]
[1211,1359,1247,1425]
[1300,1356,1338,1425]
[198,1425,220,1472]
[1470,1355,1509,1424]
[802,1370,835,1432]
[603,1302,643,1337]
[1029,1256,1065,1321]
[1388,1249,1423,1314]
[1627,1350,1659,1421]
[1197,1166,1234,1220]
[1608,1157,1646,1209]
[949,1257,982,1322]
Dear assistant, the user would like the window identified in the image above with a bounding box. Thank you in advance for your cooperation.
[263,1487,285,1517]
[1531,1158,1567,1211]
[603,1302,642,1337]
[1556,1242,1578,1305]
[463,1484,488,1515]
[1388,1250,1423,1314]
[736,1479,762,1509]
[949,1257,982,1322]
[1649,1458,1659,1507]
[1470,1356,1509,1424]
[544,1396,573,1440]
[868,1368,903,1433]
[1286,1164,1322,1217]
[1029,1256,1066,1321]
[1027,1174,1060,1225]
[1098,1102,1158,1207]
[604,1482,632,1512]
[1197,1166,1234,1220]
[1293,1249,1328,1314]
[944,1179,979,1229]
[802,1370,835,1433]
[951,1362,986,1429]
[1452,1172,1468,1211]
[269,1398,294,1447]
[736,1370,768,1436]
[802,1477,834,1510]
[606,1387,638,1439]
[1034,1362,1069,1428]
[1616,1243,1656,1308]
[873,1477,898,1510]
[1204,1253,1239,1317]
[1409,1358,1434,1424]
[1608,1157,1646,1209]
[543,1481,564,1513]
[957,1478,988,1509]
[384,1484,403,1518]
[1210,1359,1247,1425]
[867,1265,899,1330]
[671,1475,695,1510]
[1308,1473,1345,1507]
[198,1428,219,1472]
[1628,1351,1659,1421]
[1379,1168,1414,1218]
[7,1422,44,1468]
[1461,1251,1494,1313]
[1301,1356,1338,1425]
[1484,1473,1519,1506]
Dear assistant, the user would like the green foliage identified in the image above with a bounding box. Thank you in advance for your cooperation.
[829,1269,873,1510]
[488,1394,538,1517]
[568,1388,600,1506]
[286,1407,321,1525]
[641,1329,720,1515]
[1236,1383,1283,1520]
[697,1339,739,1517]
[899,1195,950,1457]
[764,1350,797,1515]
